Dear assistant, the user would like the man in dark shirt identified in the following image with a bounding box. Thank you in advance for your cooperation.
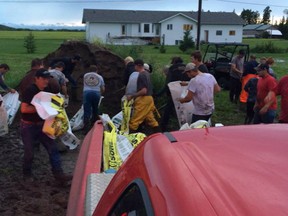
[20,68,72,184]
[49,55,81,87]
[0,63,16,93]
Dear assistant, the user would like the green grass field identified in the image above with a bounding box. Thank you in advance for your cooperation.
[0,31,287,126]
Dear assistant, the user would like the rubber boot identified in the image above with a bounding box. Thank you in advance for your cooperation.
[53,172,73,186]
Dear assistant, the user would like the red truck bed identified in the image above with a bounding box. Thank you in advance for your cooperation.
[68,123,288,216]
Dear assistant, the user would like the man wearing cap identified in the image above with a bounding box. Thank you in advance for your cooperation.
[126,59,160,133]
[20,68,72,183]
[229,49,245,103]
[253,63,277,124]
[179,63,221,123]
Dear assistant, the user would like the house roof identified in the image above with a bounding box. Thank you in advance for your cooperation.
[243,24,274,31]
[82,9,245,25]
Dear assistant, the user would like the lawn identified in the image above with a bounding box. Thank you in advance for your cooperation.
[1,31,287,126]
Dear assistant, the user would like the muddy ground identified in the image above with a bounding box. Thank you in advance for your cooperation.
[0,100,85,216]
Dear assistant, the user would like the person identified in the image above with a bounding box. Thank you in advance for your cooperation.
[48,61,68,99]
[179,63,221,123]
[253,63,277,124]
[239,54,258,105]
[49,54,81,87]
[244,76,259,124]
[229,49,245,103]
[191,50,209,73]
[158,56,190,131]
[266,57,277,79]
[126,59,160,133]
[276,74,288,123]
[20,68,72,183]
[123,56,135,86]
[83,65,105,132]
[19,58,60,99]
[0,63,16,93]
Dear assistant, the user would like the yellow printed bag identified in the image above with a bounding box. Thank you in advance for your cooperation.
[42,95,69,139]
[103,121,122,171]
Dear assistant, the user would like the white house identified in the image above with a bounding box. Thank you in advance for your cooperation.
[82,9,245,45]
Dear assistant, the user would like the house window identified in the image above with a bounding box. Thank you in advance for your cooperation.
[229,30,236,36]
[144,24,150,33]
[138,24,141,33]
[183,24,193,31]
[175,40,182,45]
[216,30,222,36]
[121,24,126,35]
[155,24,160,35]
[167,24,173,30]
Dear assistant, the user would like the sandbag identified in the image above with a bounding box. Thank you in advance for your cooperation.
[70,106,84,131]
[168,81,194,127]
[0,95,8,136]
[120,96,134,134]
[2,92,21,126]
[101,114,146,172]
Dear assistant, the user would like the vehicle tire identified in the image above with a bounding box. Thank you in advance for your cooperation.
[218,77,230,90]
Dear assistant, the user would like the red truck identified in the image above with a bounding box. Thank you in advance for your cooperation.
[67,122,288,216]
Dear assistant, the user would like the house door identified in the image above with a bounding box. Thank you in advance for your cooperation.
[205,30,209,43]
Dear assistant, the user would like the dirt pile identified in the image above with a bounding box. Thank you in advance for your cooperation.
[43,40,126,117]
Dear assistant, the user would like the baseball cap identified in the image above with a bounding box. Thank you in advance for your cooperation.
[255,63,269,71]
[144,63,150,72]
[35,69,51,78]
[184,63,197,72]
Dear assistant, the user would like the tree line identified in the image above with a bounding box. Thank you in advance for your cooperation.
[240,6,288,39]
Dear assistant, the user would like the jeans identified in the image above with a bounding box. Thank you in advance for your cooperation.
[229,77,242,103]
[83,91,101,123]
[20,122,63,175]
[253,109,276,124]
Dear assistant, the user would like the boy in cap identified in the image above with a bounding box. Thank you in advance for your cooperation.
[179,63,221,123]
[253,63,277,124]
[20,68,72,184]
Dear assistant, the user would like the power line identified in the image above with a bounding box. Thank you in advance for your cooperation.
[216,0,288,8]
[0,0,157,3]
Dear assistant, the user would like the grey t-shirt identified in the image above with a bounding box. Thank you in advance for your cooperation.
[230,56,244,79]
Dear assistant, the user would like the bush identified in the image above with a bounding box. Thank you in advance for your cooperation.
[23,32,36,53]
[251,41,284,53]
[179,30,195,52]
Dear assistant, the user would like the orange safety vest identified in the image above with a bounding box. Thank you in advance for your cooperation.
[240,74,258,103]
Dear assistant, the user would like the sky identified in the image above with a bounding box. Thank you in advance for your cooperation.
[0,0,287,26]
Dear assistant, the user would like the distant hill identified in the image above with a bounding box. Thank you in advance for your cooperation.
[0,23,85,31]
[0,24,16,30]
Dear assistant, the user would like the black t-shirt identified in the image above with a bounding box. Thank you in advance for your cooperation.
[137,71,153,96]
[21,84,44,122]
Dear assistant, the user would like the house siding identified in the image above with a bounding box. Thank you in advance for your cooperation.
[202,25,243,43]
[160,15,197,45]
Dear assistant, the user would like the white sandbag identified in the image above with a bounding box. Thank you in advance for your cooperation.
[69,96,104,131]
[70,106,84,131]
[2,92,21,125]
[59,123,80,150]
[0,102,8,136]
[31,92,59,120]
[116,133,133,161]
[112,111,122,130]
[168,81,194,127]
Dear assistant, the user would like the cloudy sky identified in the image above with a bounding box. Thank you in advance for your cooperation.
[0,0,287,26]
